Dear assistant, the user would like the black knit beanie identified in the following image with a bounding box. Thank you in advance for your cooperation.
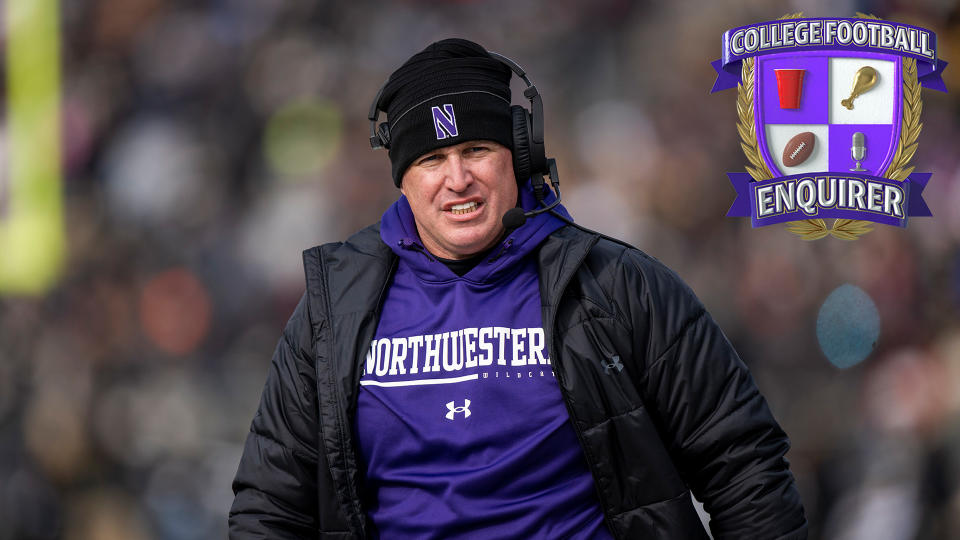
[378,38,513,187]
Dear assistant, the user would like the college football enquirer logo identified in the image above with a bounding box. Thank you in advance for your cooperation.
[711,13,948,240]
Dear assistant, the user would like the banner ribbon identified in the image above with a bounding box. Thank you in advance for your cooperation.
[710,17,947,92]
[726,172,931,228]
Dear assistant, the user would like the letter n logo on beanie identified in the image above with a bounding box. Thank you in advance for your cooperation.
[431,104,458,140]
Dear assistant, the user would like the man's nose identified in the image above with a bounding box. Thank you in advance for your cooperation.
[443,154,473,191]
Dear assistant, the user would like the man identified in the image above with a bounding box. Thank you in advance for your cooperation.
[229,39,807,539]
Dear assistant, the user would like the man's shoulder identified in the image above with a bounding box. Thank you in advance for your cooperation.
[301,222,396,316]
[549,225,700,313]
[548,225,674,281]
[307,222,386,256]
[303,222,394,270]
[592,237,680,286]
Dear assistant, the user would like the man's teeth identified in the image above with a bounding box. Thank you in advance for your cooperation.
[450,202,479,215]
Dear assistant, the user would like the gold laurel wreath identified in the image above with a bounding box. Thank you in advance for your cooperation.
[735,12,922,240]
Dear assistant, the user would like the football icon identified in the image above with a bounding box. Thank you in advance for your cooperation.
[782,132,815,167]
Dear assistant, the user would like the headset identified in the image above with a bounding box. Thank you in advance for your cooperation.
[366,49,635,251]
[367,51,559,213]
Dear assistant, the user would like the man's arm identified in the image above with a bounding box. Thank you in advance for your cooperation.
[623,251,807,539]
[229,294,319,539]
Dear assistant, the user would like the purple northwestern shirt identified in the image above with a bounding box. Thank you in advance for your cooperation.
[354,182,613,539]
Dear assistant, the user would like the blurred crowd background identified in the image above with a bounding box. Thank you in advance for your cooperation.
[1,0,960,538]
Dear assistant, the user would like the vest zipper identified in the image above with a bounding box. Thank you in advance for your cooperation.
[542,235,620,539]
[317,252,368,538]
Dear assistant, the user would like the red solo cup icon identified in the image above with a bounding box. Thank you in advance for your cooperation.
[775,69,805,109]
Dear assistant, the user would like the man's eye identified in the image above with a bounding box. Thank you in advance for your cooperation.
[419,154,440,164]
[467,146,488,154]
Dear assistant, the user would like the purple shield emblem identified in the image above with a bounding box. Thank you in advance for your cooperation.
[755,51,901,179]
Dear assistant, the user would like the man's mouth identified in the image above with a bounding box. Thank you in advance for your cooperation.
[449,201,482,215]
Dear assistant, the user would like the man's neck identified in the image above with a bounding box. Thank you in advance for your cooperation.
[434,246,496,277]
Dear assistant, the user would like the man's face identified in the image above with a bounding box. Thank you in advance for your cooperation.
[400,140,517,260]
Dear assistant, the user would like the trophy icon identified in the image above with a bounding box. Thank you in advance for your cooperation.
[841,66,879,110]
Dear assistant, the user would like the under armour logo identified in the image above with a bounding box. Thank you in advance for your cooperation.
[445,399,471,420]
[431,104,458,139]
[602,356,623,375]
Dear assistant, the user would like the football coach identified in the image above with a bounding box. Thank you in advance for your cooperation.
[229,38,807,539]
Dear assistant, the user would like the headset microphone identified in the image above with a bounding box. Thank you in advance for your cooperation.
[499,157,634,254]
[501,208,528,230]
[501,159,562,230]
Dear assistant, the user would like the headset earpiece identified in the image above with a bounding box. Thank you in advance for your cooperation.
[376,122,391,149]
[510,105,531,185]
[488,52,550,188]
[369,78,390,149]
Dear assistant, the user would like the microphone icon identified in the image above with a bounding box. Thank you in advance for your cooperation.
[850,132,867,172]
